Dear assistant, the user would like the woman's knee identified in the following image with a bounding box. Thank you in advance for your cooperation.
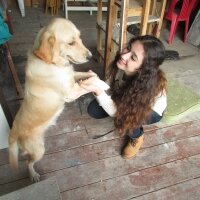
[87,99,109,119]
[146,111,162,124]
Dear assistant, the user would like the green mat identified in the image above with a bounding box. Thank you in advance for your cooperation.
[161,79,200,123]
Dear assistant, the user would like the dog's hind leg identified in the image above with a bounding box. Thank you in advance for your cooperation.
[27,143,45,182]
[21,132,45,182]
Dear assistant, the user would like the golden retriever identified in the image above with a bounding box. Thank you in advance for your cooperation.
[8,18,95,182]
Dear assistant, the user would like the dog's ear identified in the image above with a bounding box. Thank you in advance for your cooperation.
[33,32,56,64]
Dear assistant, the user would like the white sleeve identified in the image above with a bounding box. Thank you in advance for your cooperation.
[95,91,117,117]
[151,91,167,116]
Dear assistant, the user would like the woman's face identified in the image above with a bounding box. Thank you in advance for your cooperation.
[116,41,145,76]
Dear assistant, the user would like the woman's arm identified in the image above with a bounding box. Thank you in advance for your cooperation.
[95,91,117,117]
[80,76,117,117]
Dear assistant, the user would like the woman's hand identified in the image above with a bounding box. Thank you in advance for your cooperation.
[79,76,104,96]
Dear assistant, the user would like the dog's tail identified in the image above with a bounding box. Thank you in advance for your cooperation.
[9,130,19,172]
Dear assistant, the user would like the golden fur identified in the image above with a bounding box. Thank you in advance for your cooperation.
[8,18,94,182]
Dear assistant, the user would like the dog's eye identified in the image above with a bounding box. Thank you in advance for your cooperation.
[68,41,76,46]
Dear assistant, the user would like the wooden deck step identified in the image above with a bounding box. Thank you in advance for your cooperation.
[62,154,200,199]
[1,133,200,197]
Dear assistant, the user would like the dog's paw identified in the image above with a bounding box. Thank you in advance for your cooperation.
[30,172,40,182]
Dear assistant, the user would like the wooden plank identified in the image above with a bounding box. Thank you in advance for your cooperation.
[45,130,89,153]
[104,0,115,72]
[43,135,200,192]
[143,120,200,147]
[62,154,200,199]
[36,139,122,174]
[0,177,61,200]
[118,0,129,51]
[46,114,85,137]
[5,43,24,98]
[84,116,114,137]
[85,118,200,143]
[0,139,122,184]
[0,130,89,166]
[45,104,85,137]
[1,118,200,167]
[155,0,167,38]
[128,0,143,16]
[140,0,151,35]
[135,177,200,200]
[97,0,103,60]
[2,134,200,195]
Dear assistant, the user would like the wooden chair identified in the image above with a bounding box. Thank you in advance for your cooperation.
[45,0,61,15]
[97,0,167,75]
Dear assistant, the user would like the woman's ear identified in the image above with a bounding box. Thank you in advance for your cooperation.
[33,31,56,64]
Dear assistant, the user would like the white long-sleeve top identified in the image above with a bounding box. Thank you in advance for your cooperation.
[94,70,167,117]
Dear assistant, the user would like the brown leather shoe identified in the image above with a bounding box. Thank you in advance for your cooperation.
[122,135,144,159]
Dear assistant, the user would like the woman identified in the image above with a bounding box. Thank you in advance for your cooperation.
[80,35,167,159]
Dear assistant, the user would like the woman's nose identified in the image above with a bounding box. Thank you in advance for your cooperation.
[121,51,131,61]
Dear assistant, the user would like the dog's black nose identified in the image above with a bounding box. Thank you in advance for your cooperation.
[86,51,92,59]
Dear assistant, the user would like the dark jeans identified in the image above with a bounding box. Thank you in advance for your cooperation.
[87,99,163,139]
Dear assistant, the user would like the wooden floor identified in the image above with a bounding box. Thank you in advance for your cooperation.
[1,4,200,200]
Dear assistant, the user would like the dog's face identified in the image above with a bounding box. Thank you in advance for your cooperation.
[33,18,92,66]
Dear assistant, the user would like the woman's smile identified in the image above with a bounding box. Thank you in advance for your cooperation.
[117,57,126,66]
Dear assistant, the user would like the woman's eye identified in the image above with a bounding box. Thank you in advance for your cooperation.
[69,41,76,46]
[131,56,135,61]
[127,45,131,51]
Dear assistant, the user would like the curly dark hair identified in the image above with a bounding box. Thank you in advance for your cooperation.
[106,35,167,136]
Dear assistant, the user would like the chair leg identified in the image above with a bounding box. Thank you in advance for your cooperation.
[184,19,189,42]
[171,20,179,43]
[45,0,49,14]
[168,17,178,44]
[5,43,24,99]
[155,0,167,38]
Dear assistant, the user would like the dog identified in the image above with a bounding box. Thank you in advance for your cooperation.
[8,18,95,182]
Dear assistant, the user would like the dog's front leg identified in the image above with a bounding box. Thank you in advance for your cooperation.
[64,82,90,102]
[74,71,97,82]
